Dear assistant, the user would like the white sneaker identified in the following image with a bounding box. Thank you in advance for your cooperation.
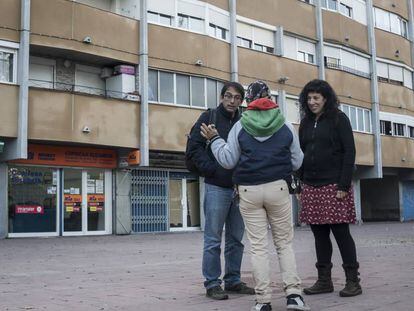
[286,294,310,311]
[251,302,272,311]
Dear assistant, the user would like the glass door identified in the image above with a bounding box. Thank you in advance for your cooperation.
[62,169,111,235]
[63,169,83,233]
[169,173,200,231]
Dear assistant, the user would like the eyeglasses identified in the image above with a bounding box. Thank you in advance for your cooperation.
[223,93,243,101]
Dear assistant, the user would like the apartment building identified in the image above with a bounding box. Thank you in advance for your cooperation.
[1,0,414,238]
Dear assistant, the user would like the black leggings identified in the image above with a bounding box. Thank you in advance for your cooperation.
[310,223,357,265]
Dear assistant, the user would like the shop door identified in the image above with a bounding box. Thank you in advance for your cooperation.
[62,169,111,235]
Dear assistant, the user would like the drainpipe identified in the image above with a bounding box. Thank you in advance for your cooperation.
[229,0,238,82]
[315,0,325,80]
[0,0,30,161]
[366,0,382,178]
[139,0,149,166]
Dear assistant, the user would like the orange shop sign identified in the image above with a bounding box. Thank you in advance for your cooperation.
[12,144,117,169]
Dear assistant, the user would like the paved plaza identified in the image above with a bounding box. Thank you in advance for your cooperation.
[1,222,413,311]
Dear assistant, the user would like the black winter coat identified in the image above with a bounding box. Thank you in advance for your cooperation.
[188,104,240,188]
[299,111,356,191]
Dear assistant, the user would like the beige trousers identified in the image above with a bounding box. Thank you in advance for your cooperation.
[238,179,302,303]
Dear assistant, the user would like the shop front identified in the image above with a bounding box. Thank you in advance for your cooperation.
[7,144,116,237]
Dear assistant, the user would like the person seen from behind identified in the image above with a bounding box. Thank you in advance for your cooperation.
[201,80,310,311]
[297,79,362,298]
[188,81,255,300]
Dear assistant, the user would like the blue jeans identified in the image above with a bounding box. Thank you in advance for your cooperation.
[202,183,245,289]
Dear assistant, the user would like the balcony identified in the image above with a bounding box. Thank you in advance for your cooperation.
[28,87,140,148]
[382,135,414,168]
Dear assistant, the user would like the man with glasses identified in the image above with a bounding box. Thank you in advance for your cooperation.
[188,82,254,300]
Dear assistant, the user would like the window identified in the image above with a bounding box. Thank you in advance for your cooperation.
[178,14,204,32]
[285,97,301,124]
[339,3,352,17]
[237,36,252,48]
[159,71,174,103]
[209,23,228,40]
[409,126,414,138]
[374,7,408,38]
[0,48,16,83]
[75,65,105,96]
[323,0,338,10]
[148,69,224,108]
[254,43,274,54]
[298,51,314,64]
[341,104,372,133]
[324,45,370,78]
[148,11,172,26]
[29,57,55,89]
[237,22,275,53]
[393,123,405,136]
[380,120,392,135]
[325,56,341,68]
[376,61,411,87]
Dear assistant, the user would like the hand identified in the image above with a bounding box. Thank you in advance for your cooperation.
[336,190,348,200]
[200,123,219,140]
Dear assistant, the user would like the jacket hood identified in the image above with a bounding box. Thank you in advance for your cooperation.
[241,99,285,137]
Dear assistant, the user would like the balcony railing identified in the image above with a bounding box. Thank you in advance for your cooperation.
[28,79,140,101]
[325,62,370,79]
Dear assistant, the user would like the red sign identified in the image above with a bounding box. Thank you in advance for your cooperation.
[15,205,44,214]
[12,144,117,169]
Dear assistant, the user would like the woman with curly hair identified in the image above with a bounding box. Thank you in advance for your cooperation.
[298,79,362,298]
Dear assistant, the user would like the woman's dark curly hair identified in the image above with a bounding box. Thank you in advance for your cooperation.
[299,79,340,120]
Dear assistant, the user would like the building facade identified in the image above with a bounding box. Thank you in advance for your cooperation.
[1,0,414,238]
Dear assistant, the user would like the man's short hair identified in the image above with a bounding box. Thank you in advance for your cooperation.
[220,81,245,99]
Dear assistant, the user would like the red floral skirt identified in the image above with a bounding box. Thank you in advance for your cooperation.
[299,183,356,225]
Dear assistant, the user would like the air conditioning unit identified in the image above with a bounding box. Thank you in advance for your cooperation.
[106,74,136,100]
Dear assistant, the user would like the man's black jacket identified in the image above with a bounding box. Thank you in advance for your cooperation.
[188,104,240,188]
[299,111,356,191]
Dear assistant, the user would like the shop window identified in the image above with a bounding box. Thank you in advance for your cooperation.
[8,166,58,234]
[380,120,392,135]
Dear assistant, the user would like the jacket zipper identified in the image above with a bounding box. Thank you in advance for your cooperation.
[310,120,318,167]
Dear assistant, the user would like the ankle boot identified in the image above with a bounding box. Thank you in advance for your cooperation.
[303,263,334,295]
[339,263,362,297]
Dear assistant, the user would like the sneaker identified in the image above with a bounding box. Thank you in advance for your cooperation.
[206,285,228,300]
[286,294,310,311]
[225,282,255,295]
[251,302,272,311]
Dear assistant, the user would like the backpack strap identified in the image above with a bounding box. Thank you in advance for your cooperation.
[208,108,217,125]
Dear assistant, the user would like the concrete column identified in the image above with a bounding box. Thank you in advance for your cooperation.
[139,0,149,166]
[315,0,325,80]
[0,164,8,238]
[229,0,238,82]
[275,26,284,57]
[115,170,132,234]
[278,89,287,117]
[407,0,414,91]
[366,0,383,179]
[0,0,30,161]
[353,178,362,224]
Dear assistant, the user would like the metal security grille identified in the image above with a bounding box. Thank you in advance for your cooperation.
[131,169,169,233]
